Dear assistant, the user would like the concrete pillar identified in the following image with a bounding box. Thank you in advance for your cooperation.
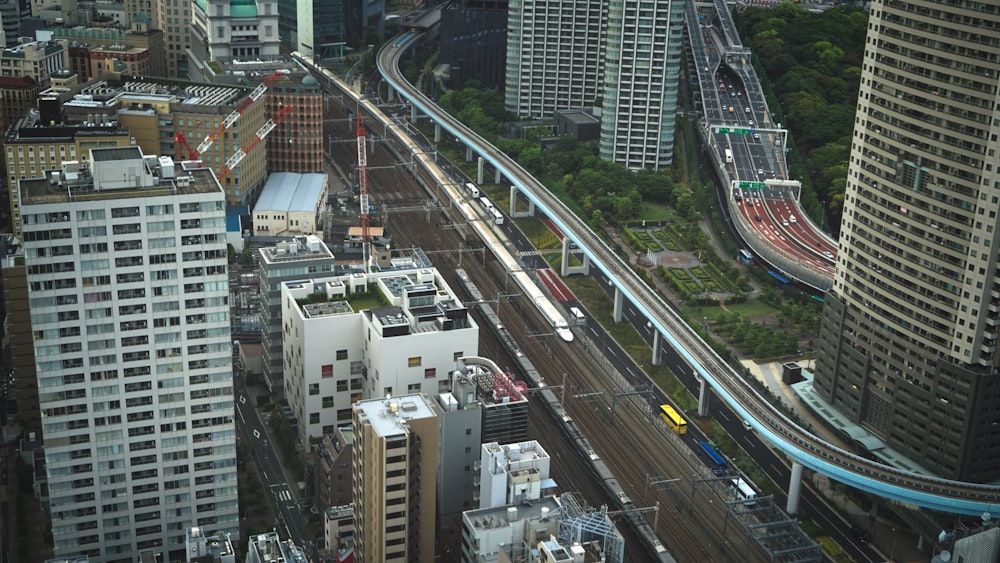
[494,168,501,184]
[508,185,535,218]
[409,105,418,123]
[613,288,624,322]
[477,156,485,185]
[697,378,708,416]
[466,145,473,161]
[786,462,804,515]
[652,331,662,366]
[386,84,395,102]
[434,123,441,143]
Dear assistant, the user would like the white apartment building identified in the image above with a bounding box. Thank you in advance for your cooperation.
[478,440,553,509]
[504,0,684,171]
[22,147,238,561]
[598,0,684,171]
[280,269,479,445]
[504,0,606,120]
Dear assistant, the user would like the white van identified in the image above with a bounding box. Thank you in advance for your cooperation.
[789,215,797,224]
[569,307,585,324]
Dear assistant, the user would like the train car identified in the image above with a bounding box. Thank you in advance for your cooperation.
[698,441,727,473]
[659,404,687,435]
[465,182,480,199]
[729,478,757,506]
[490,207,504,225]
[533,297,574,342]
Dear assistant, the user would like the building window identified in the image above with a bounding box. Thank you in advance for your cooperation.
[407,357,421,367]
[322,397,333,408]
[336,349,348,360]
[309,383,319,395]
[424,368,436,379]
[321,364,333,379]
[309,413,319,424]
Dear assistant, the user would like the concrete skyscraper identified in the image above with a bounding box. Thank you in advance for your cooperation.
[504,0,683,171]
[598,0,684,171]
[504,0,607,120]
[814,0,1000,482]
[22,147,239,560]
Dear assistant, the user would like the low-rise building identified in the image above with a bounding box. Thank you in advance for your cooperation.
[252,171,327,237]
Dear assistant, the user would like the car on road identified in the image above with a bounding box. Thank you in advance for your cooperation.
[742,419,753,431]
[782,219,789,227]
[754,215,762,222]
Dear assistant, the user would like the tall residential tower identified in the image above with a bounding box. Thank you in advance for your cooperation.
[814,0,1000,481]
[23,147,239,560]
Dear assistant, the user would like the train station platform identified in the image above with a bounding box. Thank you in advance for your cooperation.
[745,360,933,562]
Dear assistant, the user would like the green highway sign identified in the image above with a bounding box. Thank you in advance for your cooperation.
[717,127,750,134]
[738,181,766,189]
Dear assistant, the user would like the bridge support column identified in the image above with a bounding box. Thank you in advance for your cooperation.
[560,239,589,277]
[466,145,473,162]
[434,123,441,143]
[386,84,396,103]
[613,288,624,322]
[409,105,418,123]
[786,462,804,515]
[495,168,501,184]
[508,185,534,218]
[697,378,709,416]
[652,331,662,366]
[477,157,485,185]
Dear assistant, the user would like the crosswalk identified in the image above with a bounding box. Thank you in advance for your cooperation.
[275,488,292,502]
[519,250,541,257]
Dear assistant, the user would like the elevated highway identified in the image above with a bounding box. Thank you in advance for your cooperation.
[363,33,1000,516]
[688,0,838,291]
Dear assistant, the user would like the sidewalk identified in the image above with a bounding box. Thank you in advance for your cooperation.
[744,360,928,563]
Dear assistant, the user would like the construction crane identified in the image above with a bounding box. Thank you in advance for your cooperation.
[188,70,285,158]
[217,104,294,181]
[174,131,199,161]
[356,110,371,272]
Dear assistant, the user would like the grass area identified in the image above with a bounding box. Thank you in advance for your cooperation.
[685,299,778,321]
[515,217,562,250]
[636,202,677,221]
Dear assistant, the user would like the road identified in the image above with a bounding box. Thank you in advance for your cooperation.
[232,352,314,556]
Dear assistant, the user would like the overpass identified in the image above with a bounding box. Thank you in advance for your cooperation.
[688,0,838,291]
[365,33,1000,517]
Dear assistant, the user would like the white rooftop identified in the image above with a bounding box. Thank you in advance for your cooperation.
[255,172,327,214]
[355,394,436,437]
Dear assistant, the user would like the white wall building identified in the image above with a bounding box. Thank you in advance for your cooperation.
[281,268,479,445]
[191,0,280,64]
[22,147,238,562]
[252,172,327,238]
[478,440,553,509]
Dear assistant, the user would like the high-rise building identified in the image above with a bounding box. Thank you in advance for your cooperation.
[440,0,508,90]
[21,147,239,561]
[504,0,606,120]
[257,235,336,397]
[504,0,683,171]
[352,393,438,562]
[814,0,1000,482]
[598,0,683,171]
[189,0,280,78]
[156,0,191,78]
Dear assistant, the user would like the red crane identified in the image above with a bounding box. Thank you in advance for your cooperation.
[356,111,371,271]
[174,71,285,162]
[174,131,199,161]
[197,70,285,155]
[217,104,294,181]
